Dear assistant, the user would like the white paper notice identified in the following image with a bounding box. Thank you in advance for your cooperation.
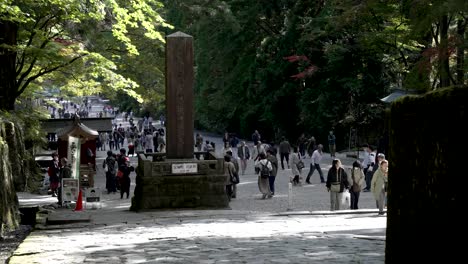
[171,163,198,174]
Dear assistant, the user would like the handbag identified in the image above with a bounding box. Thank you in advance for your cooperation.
[341,189,351,209]
[297,158,305,170]
[117,170,124,178]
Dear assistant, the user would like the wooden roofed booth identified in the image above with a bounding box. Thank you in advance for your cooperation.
[56,116,99,188]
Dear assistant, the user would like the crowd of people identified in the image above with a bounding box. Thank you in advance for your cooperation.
[45,108,388,214]
[96,121,166,155]
[221,129,388,215]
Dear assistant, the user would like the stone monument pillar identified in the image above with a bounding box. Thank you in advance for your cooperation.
[130,32,229,210]
[166,32,194,159]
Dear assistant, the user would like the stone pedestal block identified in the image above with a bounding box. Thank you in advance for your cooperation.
[131,153,229,211]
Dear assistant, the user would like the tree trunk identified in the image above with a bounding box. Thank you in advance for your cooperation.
[0,20,18,111]
[439,15,451,88]
[456,18,465,86]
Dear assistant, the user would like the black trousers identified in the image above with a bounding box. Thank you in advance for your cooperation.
[280,153,289,169]
[350,190,361,209]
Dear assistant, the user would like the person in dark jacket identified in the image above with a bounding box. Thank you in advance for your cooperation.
[266,149,279,196]
[48,152,61,197]
[103,150,117,194]
[278,137,291,170]
[326,159,350,211]
[119,156,134,199]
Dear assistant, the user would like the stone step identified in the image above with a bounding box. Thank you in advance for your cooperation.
[46,211,91,225]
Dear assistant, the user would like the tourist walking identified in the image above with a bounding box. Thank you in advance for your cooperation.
[371,159,388,215]
[226,151,240,199]
[253,141,266,161]
[349,160,365,209]
[119,156,134,199]
[252,130,261,146]
[278,137,291,170]
[328,130,336,157]
[326,159,350,211]
[290,147,302,186]
[306,144,325,184]
[266,149,278,196]
[48,152,60,198]
[255,153,273,199]
[103,150,117,194]
[362,144,377,191]
[224,155,236,201]
[306,136,316,157]
[237,141,250,175]
[297,133,307,157]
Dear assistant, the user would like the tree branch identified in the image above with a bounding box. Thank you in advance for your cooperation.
[16,54,86,97]
[17,28,65,88]
[16,19,41,75]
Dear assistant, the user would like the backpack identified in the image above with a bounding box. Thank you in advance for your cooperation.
[260,161,270,179]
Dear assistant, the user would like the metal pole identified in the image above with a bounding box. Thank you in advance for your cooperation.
[287,182,293,211]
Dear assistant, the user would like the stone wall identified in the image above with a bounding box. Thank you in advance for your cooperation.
[0,120,20,237]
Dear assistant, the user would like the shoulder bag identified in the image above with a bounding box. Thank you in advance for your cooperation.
[297,155,305,170]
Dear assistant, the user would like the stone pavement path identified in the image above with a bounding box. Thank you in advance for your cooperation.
[10,112,386,263]
[10,210,385,263]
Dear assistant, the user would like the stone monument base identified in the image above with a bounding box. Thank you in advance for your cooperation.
[130,152,229,211]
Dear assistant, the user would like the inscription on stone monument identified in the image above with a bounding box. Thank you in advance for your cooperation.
[171,163,198,174]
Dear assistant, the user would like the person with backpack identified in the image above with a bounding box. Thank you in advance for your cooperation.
[254,153,273,199]
[266,149,278,196]
[103,150,117,194]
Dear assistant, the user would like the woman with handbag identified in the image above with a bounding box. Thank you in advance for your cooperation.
[290,147,302,186]
[326,159,350,211]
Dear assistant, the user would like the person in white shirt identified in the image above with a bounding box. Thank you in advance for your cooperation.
[306,144,325,183]
[145,131,154,153]
[362,144,377,191]
[237,141,250,175]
